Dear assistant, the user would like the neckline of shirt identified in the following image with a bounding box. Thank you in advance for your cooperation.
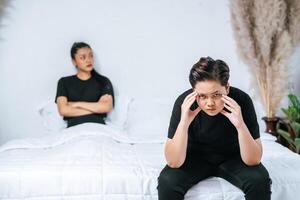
[75,74,93,82]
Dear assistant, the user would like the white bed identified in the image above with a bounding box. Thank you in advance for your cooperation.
[0,123,300,200]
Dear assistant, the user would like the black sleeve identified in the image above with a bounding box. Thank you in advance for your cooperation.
[241,94,260,139]
[168,97,183,139]
[102,78,114,95]
[102,77,115,106]
[55,78,68,103]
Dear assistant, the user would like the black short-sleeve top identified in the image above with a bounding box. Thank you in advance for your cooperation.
[55,75,114,127]
[168,86,259,156]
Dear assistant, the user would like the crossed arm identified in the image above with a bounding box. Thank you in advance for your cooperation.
[56,94,113,117]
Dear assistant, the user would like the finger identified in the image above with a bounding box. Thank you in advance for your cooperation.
[222,95,239,108]
[221,97,237,111]
[183,92,197,106]
[224,103,237,115]
[220,110,230,118]
[186,91,197,98]
[183,91,197,103]
[184,96,197,108]
[186,93,197,103]
[195,95,199,102]
[192,107,201,115]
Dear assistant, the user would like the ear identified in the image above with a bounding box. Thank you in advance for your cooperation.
[72,59,77,67]
[225,82,230,94]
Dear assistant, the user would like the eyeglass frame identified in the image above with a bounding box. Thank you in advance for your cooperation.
[195,91,226,103]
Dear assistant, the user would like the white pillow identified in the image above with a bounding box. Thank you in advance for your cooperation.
[38,95,132,132]
[125,97,173,142]
[37,100,67,131]
[105,95,133,131]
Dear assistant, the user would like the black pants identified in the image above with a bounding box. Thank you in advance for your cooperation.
[157,154,271,200]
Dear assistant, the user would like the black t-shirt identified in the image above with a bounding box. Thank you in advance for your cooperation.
[55,75,114,127]
[168,86,259,157]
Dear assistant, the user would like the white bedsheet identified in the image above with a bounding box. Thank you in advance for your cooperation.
[0,123,299,200]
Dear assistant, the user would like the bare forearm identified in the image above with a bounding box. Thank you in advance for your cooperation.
[165,91,201,168]
[71,101,112,114]
[165,121,189,168]
[59,105,93,117]
[237,123,262,166]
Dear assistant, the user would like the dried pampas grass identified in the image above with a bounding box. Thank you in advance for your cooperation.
[230,0,300,118]
[0,0,9,31]
[0,0,8,19]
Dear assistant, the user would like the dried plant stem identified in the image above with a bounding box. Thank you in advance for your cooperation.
[230,0,300,118]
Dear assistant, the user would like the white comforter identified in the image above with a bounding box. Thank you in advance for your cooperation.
[0,123,299,200]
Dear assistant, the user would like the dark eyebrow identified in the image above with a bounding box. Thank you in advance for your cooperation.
[198,90,220,96]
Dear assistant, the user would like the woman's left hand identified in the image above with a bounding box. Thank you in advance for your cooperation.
[220,95,244,129]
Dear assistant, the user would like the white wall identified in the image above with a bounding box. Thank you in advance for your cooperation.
[0,0,299,145]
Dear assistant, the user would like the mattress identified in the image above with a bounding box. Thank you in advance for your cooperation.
[0,123,299,200]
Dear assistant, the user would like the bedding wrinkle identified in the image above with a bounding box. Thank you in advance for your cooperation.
[0,124,299,199]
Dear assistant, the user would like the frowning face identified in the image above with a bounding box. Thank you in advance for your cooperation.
[72,47,94,72]
[194,80,229,116]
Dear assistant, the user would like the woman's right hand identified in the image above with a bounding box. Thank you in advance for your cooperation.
[180,91,201,125]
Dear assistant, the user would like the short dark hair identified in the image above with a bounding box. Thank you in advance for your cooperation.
[189,56,230,88]
[70,42,91,59]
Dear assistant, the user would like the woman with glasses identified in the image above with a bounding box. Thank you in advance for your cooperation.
[157,57,271,200]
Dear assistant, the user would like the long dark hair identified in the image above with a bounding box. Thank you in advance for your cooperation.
[70,42,114,106]
[70,42,104,82]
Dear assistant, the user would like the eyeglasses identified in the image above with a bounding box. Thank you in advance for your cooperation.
[196,92,224,103]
